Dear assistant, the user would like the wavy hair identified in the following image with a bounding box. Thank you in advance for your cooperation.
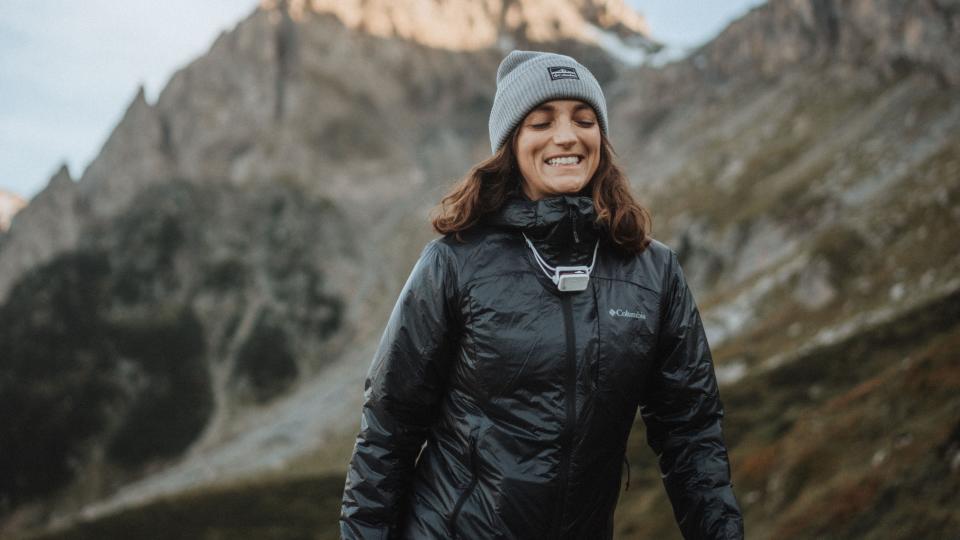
[431,128,652,254]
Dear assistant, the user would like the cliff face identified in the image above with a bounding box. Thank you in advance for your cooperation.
[3,1,959,538]
[608,0,960,154]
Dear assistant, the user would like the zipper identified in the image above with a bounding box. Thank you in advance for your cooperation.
[448,433,480,534]
[553,294,578,539]
[569,206,580,244]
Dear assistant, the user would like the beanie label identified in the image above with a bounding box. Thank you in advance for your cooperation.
[547,66,580,81]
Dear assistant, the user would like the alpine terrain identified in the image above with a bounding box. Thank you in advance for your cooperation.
[1,0,958,538]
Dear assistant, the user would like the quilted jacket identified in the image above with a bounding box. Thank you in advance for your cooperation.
[340,193,743,539]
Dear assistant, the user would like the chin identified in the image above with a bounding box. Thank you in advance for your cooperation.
[548,180,589,194]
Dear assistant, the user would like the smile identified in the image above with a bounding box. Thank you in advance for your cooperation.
[545,155,582,166]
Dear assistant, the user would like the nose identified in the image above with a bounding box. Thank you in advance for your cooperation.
[552,120,577,146]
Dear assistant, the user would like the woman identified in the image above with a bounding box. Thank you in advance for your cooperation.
[340,50,743,539]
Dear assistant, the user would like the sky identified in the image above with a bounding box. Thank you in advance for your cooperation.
[0,0,767,200]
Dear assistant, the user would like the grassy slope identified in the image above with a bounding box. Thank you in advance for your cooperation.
[607,67,960,539]
[26,475,343,540]
[613,287,960,539]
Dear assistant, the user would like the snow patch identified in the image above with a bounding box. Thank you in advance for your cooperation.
[583,24,653,67]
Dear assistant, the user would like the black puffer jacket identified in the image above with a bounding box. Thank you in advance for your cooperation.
[340,194,743,539]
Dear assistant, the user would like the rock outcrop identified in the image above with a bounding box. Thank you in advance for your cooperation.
[0,165,82,298]
[77,87,178,218]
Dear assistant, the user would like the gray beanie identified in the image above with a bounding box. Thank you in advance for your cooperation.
[488,50,608,154]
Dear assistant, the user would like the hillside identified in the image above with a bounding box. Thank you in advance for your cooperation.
[605,1,960,536]
[2,0,959,538]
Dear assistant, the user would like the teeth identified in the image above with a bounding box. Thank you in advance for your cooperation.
[547,156,580,166]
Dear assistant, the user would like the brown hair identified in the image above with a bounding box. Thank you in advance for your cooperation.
[431,129,653,254]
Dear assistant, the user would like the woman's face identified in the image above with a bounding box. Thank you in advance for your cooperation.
[514,99,601,200]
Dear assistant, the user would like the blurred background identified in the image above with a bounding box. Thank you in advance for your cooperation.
[1,0,958,538]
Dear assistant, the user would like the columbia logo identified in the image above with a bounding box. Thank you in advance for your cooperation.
[609,308,646,320]
[547,66,580,81]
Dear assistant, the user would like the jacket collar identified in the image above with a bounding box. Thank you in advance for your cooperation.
[485,187,601,267]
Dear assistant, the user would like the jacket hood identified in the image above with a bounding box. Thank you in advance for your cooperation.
[485,189,601,267]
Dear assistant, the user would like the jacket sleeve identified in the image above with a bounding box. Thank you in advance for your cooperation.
[638,249,744,540]
[339,240,461,539]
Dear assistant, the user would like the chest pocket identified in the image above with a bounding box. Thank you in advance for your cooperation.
[462,275,566,398]
[592,281,660,415]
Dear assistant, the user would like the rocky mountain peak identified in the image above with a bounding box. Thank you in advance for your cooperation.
[0,162,82,297]
[76,82,176,217]
[260,0,659,53]
[48,162,75,191]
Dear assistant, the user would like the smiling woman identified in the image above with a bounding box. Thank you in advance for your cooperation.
[516,100,601,200]
[340,50,744,539]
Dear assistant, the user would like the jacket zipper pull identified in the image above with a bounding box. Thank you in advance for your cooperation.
[623,455,631,491]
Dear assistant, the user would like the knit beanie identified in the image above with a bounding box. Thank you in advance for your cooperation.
[488,50,608,154]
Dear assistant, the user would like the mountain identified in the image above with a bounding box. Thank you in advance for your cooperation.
[3,0,959,538]
[0,0,658,303]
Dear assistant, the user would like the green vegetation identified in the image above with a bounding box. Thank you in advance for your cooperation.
[106,309,212,467]
[0,252,118,507]
[0,177,352,511]
[608,68,960,537]
[202,258,248,291]
[0,249,214,506]
[234,313,299,403]
[27,475,344,540]
[612,287,960,539]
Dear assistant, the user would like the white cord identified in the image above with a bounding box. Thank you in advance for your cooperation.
[522,233,599,286]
